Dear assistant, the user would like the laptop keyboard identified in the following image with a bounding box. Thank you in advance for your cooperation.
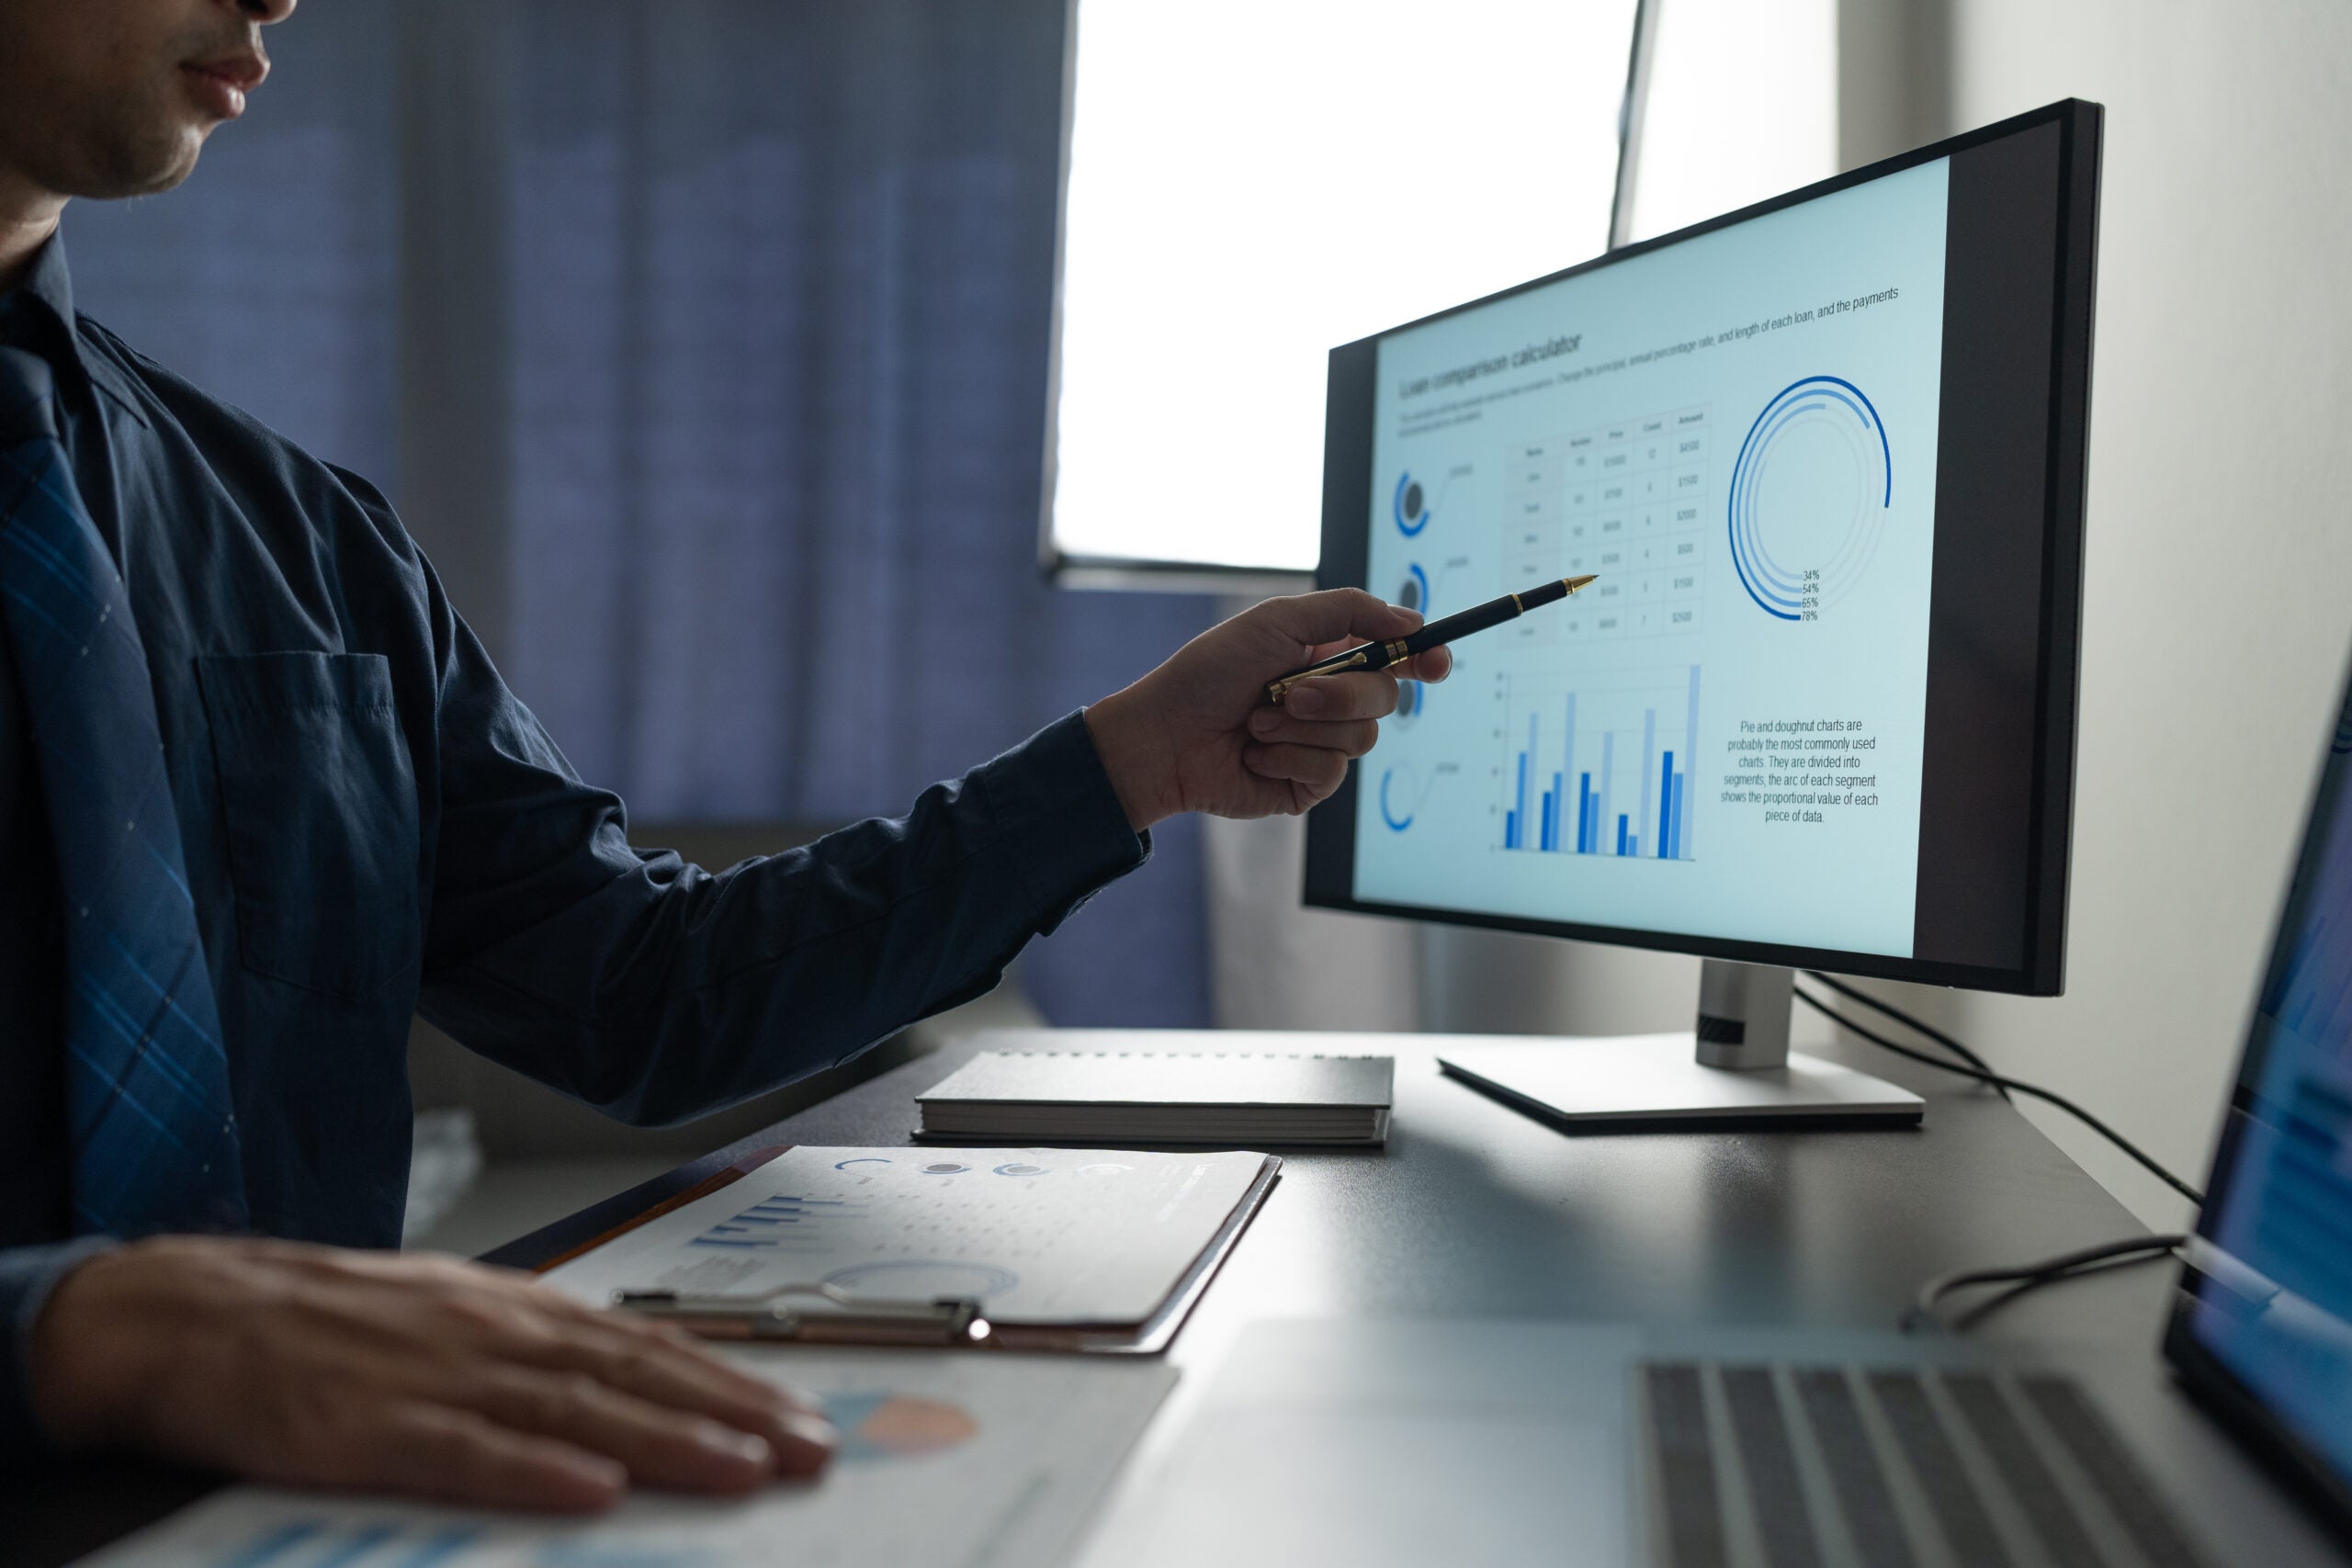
[1637,1360,2211,1568]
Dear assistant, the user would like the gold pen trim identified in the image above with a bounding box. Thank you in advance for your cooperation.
[1265,647,1370,705]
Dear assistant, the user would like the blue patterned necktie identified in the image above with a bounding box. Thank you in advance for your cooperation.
[0,344,247,1235]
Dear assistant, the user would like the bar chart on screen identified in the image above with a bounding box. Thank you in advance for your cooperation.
[1497,664,1701,863]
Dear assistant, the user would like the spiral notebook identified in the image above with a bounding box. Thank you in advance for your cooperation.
[917,1031,1395,1146]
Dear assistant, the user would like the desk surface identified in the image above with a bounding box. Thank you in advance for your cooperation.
[16,1028,2175,1564]
[510,1030,2165,1338]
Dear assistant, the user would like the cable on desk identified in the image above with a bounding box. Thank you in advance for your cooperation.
[1904,1233,2189,1334]
[1800,969,2010,1101]
[1791,986,2206,1207]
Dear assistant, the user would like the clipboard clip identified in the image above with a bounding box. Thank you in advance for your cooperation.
[615,1280,994,1346]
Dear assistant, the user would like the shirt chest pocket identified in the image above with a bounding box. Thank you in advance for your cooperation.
[197,652,421,1002]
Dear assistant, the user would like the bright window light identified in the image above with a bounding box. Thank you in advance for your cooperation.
[1623,0,1837,244]
[1046,1,1639,579]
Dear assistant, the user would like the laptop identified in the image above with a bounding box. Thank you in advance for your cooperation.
[1080,680,2352,1568]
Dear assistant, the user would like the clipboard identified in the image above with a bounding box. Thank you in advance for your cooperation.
[535,1145,1281,1357]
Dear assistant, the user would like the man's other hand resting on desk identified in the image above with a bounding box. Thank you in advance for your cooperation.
[0,0,1452,1514]
[30,1240,836,1510]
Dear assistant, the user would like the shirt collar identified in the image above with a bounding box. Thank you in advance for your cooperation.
[1,231,117,416]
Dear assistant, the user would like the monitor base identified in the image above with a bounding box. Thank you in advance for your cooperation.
[1439,1033,1925,1127]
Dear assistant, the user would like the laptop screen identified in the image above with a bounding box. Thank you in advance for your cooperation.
[2172,677,2352,1513]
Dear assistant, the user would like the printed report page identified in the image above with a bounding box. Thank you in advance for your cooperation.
[1355,159,1950,957]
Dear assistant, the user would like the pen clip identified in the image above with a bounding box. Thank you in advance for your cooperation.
[616,1281,994,1346]
[1265,647,1370,706]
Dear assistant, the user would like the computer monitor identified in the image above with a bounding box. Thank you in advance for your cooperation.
[1304,100,2102,1124]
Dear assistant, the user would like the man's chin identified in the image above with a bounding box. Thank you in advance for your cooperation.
[86,127,208,200]
[126,150,203,198]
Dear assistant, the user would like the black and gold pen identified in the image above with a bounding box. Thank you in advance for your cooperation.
[1264,574,1600,706]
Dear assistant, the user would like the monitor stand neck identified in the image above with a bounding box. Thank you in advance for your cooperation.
[1695,958,1795,1069]
[1437,959,1926,1128]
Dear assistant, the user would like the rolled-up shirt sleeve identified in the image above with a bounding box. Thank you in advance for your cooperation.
[414,568,1148,1127]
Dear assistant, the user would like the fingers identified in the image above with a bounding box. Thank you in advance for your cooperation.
[549,1315,835,1477]
[458,1281,834,1480]
[465,1368,776,1496]
[1272,670,1397,723]
[1248,710,1380,758]
[1407,646,1453,683]
[365,1401,627,1514]
[1254,587,1421,653]
[41,1239,832,1517]
[1242,741,1349,802]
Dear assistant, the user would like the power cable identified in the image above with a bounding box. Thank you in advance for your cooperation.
[1791,985,2205,1206]
[1800,969,2010,1100]
[1905,1233,2189,1334]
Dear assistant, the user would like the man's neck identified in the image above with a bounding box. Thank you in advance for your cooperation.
[0,168,65,294]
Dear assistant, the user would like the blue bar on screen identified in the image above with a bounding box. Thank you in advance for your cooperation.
[1683,664,1700,859]
[1599,731,1614,852]
[1658,752,1675,858]
[1563,694,1577,827]
[1513,745,1529,849]
[1676,757,1693,860]
[1617,815,1628,855]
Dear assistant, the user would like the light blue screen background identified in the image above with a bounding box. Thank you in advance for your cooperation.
[1354,159,1951,959]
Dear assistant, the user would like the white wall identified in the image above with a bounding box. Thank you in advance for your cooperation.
[1627,0,1838,243]
[1928,0,2352,1227]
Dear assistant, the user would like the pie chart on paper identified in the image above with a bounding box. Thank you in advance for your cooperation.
[826,1392,981,1462]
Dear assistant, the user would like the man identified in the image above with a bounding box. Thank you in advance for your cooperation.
[0,0,1449,1515]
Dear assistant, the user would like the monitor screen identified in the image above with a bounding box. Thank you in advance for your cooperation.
[2165,675,2352,1527]
[1305,101,2100,995]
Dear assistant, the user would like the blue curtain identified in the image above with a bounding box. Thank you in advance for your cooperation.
[62,0,1216,1028]
[62,4,400,486]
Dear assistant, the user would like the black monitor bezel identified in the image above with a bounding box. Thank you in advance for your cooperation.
[1302,98,2101,997]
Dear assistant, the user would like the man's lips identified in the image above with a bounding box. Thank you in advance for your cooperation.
[181,50,268,118]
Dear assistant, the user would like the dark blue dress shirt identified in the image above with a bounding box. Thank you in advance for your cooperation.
[0,235,1147,1455]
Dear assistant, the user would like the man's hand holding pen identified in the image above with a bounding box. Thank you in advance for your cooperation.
[1083,589,1454,828]
[1084,574,1598,829]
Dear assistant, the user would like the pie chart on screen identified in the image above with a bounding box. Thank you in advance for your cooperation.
[825,1393,980,1461]
[1727,374,1892,622]
[1394,472,1431,536]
